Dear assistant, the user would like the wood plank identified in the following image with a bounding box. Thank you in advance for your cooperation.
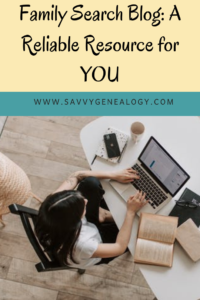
[57,292,94,300]
[116,254,153,289]
[1,200,41,238]
[83,264,109,280]
[131,273,150,289]
[106,257,136,284]
[0,279,58,300]
[5,117,81,147]
[0,255,12,279]
[0,116,7,136]
[46,142,89,168]
[86,257,135,284]
[131,265,151,289]
[0,195,40,237]
[1,151,83,182]
[0,232,38,263]
[31,117,98,129]
[29,175,61,203]
[29,176,61,192]
[0,130,50,158]
[114,251,134,262]
[7,258,154,300]
[30,189,53,204]
[0,214,27,238]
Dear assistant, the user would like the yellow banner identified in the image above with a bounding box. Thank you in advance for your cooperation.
[1,0,199,91]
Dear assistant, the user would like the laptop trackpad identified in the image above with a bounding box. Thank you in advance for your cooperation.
[110,181,130,194]
[121,185,138,202]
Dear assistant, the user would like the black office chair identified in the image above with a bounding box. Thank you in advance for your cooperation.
[9,204,85,274]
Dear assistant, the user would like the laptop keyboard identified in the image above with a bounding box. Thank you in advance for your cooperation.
[132,164,168,209]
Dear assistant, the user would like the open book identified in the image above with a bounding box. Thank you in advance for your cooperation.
[134,213,178,267]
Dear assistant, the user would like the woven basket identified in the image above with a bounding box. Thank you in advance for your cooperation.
[0,152,41,225]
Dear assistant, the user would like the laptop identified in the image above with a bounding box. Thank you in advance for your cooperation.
[110,136,190,215]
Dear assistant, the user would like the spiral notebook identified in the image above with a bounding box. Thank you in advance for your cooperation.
[95,127,129,164]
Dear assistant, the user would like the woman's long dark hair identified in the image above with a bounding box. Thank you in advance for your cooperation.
[35,190,85,266]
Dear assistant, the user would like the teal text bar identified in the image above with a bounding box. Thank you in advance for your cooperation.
[0,92,199,116]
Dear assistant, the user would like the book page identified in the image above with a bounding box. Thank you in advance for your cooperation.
[138,213,178,244]
[134,238,173,267]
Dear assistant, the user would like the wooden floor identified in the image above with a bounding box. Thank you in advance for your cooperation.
[0,117,155,300]
[0,116,7,136]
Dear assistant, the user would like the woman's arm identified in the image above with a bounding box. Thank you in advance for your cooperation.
[92,191,147,258]
[75,169,139,183]
[53,173,79,193]
[54,168,139,194]
[92,211,135,258]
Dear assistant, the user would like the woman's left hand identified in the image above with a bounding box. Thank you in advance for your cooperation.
[111,168,140,183]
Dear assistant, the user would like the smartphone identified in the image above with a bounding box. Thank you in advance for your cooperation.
[103,133,121,158]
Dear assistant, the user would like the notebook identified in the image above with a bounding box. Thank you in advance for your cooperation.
[95,127,129,163]
[169,188,200,227]
[134,213,178,267]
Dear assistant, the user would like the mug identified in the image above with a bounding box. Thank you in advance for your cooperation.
[130,122,145,143]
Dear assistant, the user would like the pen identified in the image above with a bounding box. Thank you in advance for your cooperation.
[91,155,97,165]
[118,141,128,163]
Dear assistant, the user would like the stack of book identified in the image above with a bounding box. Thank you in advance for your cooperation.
[170,188,200,262]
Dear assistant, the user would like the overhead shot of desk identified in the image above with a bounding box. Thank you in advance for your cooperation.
[81,116,200,300]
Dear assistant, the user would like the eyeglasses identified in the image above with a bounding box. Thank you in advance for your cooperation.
[175,199,198,208]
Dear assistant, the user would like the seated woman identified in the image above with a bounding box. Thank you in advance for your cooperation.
[35,169,147,269]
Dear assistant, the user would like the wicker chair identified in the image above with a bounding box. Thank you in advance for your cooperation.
[0,152,41,226]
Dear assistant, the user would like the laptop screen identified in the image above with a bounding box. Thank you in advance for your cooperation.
[139,137,190,196]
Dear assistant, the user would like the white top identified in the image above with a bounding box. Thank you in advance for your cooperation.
[68,217,102,269]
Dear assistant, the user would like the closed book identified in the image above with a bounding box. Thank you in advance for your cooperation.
[176,219,200,262]
[169,188,200,227]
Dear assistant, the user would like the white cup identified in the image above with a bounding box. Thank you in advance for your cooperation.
[130,122,145,143]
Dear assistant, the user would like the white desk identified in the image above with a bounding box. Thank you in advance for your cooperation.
[80,117,200,300]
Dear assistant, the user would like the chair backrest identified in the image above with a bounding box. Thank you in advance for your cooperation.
[9,204,72,272]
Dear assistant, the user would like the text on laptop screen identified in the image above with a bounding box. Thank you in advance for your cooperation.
[139,139,189,195]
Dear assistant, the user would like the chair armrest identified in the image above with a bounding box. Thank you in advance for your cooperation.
[9,204,38,216]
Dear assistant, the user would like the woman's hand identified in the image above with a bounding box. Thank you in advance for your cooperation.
[127,191,148,215]
[111,168,140,183]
